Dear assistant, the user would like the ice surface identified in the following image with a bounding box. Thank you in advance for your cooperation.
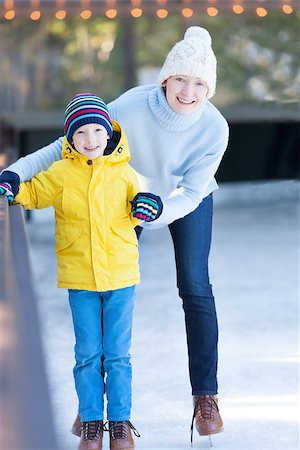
[26,181,299,450]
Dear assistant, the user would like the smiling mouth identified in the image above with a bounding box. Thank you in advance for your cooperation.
[85,147,99,151]
[177,97,195,105]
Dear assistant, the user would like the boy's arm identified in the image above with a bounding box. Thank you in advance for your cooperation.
[14,165,61,210]
[1,137,63,185]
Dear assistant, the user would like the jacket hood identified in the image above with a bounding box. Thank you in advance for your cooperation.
[62,120,130,165]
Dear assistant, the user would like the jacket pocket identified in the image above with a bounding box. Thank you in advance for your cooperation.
[111,221,138,246]
[55,224,82,253]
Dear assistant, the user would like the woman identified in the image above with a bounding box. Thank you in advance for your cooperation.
[0,26,229,442]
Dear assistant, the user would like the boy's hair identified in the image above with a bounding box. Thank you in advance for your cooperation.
[64,93,113,142]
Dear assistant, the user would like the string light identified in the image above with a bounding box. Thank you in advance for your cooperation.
[182,7,194,17]
[282,3,293,13]
[29,0,41,20]
[105,8,118,18]
[4,0,15,17]
[232,4,244,14]
[30,10,41,20]
[156,8,169,18]
[80,0,92,19]
[55,0,66,19]
[1,0,298,19]
[4,9,15,19]
[256,6,268,16]
[4,0,16,20]
[131,7,143,17]
[55,9,67,19]
[207,6,219,16]
[80,9,92,19]
[130,0,142,17]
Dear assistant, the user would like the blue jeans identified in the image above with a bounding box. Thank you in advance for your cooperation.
[136,194,218,395]
[169,194,218,395]
[68,286,135,421]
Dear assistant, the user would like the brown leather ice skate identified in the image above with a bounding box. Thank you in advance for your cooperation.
[109,420,140,450]
[191,395,224,442]
[71,414,82,437]
[78,420,105,450]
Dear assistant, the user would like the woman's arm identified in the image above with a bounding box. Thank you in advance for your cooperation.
[2,137,63,182]
[143,136,229,230]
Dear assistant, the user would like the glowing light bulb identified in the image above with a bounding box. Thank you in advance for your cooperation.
[233,4,244,14]
[80,9,92,19]
[105,8,117,19]
[156,8,168,18]
[282,3,293,13]
[256,6,267,16]
[55,9,67,19]
[182,7,194,17]
[131,7,143,17]
[207,6,218,16]
[30,10,41,20]
[4,9,15,19]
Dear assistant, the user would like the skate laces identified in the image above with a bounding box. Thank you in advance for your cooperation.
[190,395,219,445]
[109,421,140,440]
[82,420,105,441]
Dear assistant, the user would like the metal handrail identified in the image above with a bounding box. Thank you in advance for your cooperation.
[0,197,59,450]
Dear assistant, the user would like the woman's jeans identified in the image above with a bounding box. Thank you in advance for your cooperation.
[137,193,218,395]
[68,286,135,422]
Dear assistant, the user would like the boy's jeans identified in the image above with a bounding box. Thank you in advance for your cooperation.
[68,286,135,422]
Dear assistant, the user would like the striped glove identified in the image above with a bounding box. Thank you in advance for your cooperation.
[131,192,163,222]
[0,182,14,205]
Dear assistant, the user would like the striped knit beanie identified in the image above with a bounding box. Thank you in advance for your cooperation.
[64,93,113,143]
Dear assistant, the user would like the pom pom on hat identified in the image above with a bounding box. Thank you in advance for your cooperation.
[184,26,212,46]
[157,26,217,99]
[64,93,113,143]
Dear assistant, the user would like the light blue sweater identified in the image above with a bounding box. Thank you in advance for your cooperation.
[6,85,229,229]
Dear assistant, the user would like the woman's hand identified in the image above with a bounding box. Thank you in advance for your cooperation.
[131,192,163,222]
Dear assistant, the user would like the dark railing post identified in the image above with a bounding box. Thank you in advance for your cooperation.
[0,198,59,450]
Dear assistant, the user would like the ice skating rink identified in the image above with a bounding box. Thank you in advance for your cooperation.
[27,180,299,450]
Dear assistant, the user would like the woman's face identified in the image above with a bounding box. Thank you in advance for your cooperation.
[164,75,208,115]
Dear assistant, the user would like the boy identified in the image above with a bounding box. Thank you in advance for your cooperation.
[4,93,162,450]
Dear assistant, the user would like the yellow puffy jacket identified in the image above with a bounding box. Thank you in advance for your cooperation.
[15,121,141,292]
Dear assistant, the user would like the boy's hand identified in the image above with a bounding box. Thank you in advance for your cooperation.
[0,182,14,204]
[131,192,163,222]
[0,171,20,196]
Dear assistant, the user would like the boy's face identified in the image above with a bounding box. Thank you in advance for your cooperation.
[72,123,110,159]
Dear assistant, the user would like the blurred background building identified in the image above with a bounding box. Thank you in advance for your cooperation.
[0,0,299,178]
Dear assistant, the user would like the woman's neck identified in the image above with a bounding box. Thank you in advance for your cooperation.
[148,86,206,132]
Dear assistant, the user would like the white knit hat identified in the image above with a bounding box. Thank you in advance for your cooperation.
[157,26,217,99]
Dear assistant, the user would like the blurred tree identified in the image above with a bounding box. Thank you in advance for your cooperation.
[0,12,299,111]
[0,18,119,109]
